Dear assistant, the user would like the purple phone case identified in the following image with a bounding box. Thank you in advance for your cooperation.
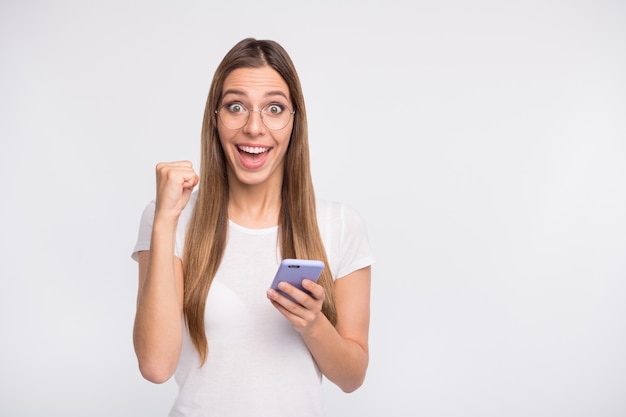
[270,259,324,300]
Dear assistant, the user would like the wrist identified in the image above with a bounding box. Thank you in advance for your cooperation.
[152,214,179,239]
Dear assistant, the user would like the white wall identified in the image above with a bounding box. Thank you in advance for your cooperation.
[1,1,625,416]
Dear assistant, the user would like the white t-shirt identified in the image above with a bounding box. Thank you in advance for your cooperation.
[131,192,375,417]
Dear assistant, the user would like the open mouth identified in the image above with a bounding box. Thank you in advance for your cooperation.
[236,145,271,169]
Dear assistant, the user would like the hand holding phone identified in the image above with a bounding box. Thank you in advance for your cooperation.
[270,259,324,302]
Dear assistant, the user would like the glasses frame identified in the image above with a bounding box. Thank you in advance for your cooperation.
[215,104,296,131]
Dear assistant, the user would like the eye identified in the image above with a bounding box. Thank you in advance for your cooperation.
[265,104,284,115]
[225,103,246,113]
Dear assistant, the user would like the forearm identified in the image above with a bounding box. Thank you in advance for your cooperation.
[133,218,183,383]
[301,316,369,393]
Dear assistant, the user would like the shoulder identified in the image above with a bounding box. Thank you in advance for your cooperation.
[316,199,367,228]
[316,198,375,279]
[315,198,371,248]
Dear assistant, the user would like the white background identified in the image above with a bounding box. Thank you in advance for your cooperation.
[1,1,625,416]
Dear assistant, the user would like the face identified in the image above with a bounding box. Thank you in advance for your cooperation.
[217,66,294,188]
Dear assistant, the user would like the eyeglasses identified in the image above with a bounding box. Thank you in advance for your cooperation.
[215,103,295,131]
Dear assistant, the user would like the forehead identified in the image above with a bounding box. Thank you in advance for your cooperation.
[222,66,290,99]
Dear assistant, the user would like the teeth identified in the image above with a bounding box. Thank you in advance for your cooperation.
[238,145,269,154]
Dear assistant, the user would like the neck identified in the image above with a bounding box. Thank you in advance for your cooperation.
[227,181,281,229]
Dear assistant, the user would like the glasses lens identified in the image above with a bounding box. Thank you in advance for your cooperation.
[218,105,248,130]
[262,105,293,130]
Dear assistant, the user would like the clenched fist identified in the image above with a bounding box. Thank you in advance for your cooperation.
[154,161,199,220]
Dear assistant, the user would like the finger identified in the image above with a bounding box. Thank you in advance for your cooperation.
[276,282,307,304]
[157,160,194,168]
[267,292,310,326]
[268,285,305,309]
[301,279,325,301]
[156,161,197,179]
[275,282,323,315]
[181,175,199,190]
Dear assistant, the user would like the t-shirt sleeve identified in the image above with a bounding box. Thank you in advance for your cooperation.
[131,200,156,262]
[131,195,195,262]
[318,200,375,279]
[335,203,375,278]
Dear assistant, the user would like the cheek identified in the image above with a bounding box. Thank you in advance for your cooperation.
[275,132,292,159]
[217,126,237,148]
[279,125,294,146]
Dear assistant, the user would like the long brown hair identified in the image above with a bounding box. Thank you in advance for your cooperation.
[183,38,337,364]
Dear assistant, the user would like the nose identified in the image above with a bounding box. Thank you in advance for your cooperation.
[243,109,265,134]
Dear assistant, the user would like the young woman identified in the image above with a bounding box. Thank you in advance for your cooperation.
[131,38,374,417]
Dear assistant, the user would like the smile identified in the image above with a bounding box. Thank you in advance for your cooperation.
[237,145,270,155]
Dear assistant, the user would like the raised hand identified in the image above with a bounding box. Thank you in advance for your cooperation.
[154,161,199,220]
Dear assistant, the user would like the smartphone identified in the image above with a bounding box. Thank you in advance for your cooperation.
[270,258,325,301]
